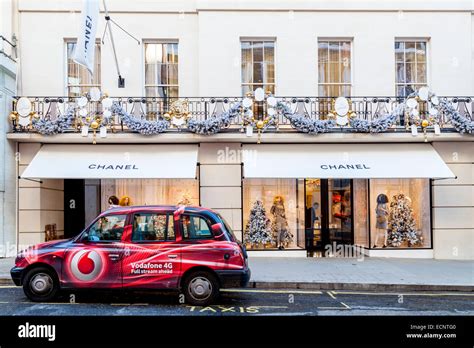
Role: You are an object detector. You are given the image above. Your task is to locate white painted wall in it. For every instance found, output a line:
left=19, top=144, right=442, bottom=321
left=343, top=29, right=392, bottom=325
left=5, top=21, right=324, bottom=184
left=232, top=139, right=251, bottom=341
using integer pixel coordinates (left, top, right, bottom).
left=15, top=0, right=473, bottom=97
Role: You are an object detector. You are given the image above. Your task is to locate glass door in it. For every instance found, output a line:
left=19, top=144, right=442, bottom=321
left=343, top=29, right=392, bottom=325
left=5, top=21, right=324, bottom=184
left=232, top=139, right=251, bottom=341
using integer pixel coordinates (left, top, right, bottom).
left=305, top=179, right=354, bottom=256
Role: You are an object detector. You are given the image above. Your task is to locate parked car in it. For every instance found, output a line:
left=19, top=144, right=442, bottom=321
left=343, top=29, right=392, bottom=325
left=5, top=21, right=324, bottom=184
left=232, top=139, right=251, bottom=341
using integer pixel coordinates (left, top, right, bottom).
left=11, top=205, right=250, bottom=306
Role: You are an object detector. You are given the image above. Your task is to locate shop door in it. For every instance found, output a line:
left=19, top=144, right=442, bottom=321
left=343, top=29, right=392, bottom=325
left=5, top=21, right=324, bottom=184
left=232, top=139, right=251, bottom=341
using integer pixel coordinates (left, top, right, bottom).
left=305, top=179, right=353, bottom=256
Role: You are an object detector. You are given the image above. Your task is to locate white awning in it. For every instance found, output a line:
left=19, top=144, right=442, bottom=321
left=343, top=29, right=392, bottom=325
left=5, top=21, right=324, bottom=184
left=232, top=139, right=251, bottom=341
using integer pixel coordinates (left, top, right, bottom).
left=21, top=144, right=198, bottom=179
left=242, top=143, right=455, bottom=179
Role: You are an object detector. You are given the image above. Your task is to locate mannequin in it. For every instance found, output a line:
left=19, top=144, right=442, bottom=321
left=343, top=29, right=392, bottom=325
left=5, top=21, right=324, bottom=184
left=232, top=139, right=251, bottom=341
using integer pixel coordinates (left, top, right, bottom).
left=119, top=195, right=131, bottom=206
left=270, top=195, right=290, bottom=250
left=374, top=193, right=389, bottom=248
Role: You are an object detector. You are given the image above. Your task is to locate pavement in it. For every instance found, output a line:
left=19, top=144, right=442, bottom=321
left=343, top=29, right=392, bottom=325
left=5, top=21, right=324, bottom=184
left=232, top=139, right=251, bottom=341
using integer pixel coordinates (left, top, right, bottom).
left=1, top=256, right=473, bottom=291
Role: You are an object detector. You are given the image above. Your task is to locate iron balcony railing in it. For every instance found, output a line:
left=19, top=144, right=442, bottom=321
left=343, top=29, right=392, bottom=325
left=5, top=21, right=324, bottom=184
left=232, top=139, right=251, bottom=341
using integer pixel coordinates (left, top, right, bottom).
left=8, top=95, right=474, bottom=134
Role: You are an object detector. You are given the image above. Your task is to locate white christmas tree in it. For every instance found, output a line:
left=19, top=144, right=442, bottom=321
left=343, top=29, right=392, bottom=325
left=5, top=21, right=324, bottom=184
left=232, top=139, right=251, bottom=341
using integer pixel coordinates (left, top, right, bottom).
left=244, top=200, right=274, bottom=247
left=387, top=193, right=421, bottom=247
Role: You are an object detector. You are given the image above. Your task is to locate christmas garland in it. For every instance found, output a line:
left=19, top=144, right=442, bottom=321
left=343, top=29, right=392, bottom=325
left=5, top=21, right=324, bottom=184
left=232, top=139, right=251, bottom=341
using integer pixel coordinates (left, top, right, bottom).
left=349, top=103, right=405, bottom=133
left=31, top=105, right=77, bottom=135
left=110, top=102, right=170, bottom=135
left=187, top=102, right=244, bottom=135
left=276, top=101, right=336, bottom=133
left=439, top=99, right=474, bottom=134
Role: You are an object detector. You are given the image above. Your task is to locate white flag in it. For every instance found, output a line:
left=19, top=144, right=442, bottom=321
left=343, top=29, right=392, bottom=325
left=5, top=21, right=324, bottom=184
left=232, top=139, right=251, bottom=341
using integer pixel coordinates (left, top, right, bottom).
left=73, top=0, right=100, bottom=75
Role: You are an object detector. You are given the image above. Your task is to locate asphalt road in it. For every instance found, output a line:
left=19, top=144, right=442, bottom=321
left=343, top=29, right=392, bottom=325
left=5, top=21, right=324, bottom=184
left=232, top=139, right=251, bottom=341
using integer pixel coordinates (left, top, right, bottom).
left=0, top=285, right=473, bottom=316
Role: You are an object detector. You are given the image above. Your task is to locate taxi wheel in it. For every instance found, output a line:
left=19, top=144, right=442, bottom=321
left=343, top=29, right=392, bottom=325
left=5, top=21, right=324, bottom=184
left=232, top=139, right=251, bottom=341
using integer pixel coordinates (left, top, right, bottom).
left=23, top=266, right=59, bottom=302
left=182, top=271, right=219, bottom=306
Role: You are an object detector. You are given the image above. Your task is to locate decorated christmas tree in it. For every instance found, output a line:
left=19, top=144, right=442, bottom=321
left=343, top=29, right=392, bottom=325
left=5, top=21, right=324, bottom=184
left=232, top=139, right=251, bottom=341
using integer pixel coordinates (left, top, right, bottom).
left=244, top=200, right=274, bottom=247
left=387, top=193, right=421, bottom=247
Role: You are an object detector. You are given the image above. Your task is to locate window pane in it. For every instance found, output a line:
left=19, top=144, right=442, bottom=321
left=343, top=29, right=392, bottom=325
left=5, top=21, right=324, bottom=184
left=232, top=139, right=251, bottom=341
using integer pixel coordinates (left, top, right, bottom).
left=241, top=63, right=252, bottom=84
left=396, top=63, right=406, bottom=83
left=145, top=63, right=156, bottom=85
left=369, top=179, right=431, bottom=248
left=157, top=63, right=168, bottom=85
left=265, top=63, right=275, bottom=84
left=241, top=41, right=252, bottom=64
left=318, top=41, right=328, bottom=63
left=328, top=41, right=339, bottom=62
left=252, top=42, right=264, bottom=62
left=416, top=42, right=426, bottom=63
left=329, top=62, right=340, bottom=83
left=405, top=42, right=416, bottom=63
left=132, top=214, right=174, bottom=242
left=145, top=87, right=157, bottom=98
left=88, top=215, right=127, bottom=242
left=253, top=62, right=263, bottom=83
left=182, top=216, right=212, bottom=240
left=318, top=60, right=327, bottom=84
left=416, top=62, right=426, bottom=83
left=406, top=62, right=415, bottom=83
left=168, top=64, right=178, bottom=85
left=264, top=84, right=275, bottom=94
left=264, top=41, right=274, bottom=63
left=395, top=41, right=404, bottom=63
left=341, top=42, right=351, bottom=83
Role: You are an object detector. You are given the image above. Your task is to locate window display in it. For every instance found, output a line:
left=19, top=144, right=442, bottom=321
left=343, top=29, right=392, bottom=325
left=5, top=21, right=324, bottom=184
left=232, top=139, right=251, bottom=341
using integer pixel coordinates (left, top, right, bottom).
left=243, top=179, right=302, bottom=250
left=353, top=179, right=369, bottom=247
left=100, top=179, right=199, bottom=211
left=369, top=179, right=431, bottom=248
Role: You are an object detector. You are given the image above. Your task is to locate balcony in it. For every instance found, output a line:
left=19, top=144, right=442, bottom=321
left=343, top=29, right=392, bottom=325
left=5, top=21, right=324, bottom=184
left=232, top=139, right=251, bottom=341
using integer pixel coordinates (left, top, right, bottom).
left=7, top=94, right=474, bottom=141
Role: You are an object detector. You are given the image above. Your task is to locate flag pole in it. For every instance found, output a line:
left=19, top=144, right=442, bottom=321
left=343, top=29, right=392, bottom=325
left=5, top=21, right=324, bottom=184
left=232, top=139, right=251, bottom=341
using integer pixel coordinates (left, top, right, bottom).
left=102, top=0, right=124, bottom=87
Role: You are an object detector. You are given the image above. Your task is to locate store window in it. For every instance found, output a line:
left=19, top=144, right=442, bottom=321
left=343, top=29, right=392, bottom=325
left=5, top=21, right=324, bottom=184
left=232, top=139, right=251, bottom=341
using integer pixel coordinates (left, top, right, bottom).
left=100, top=179, right=198, bottom=210
left=66, top=41, right=101, bottom=97
left=318, top=40, right=351, bottom=97
left=395, top=40, right=427, bottom=97
left=243, top=179, right=304, bottom=250
left=144, top=42, right=179, bottom=98
left=369, top=179, right=431, bottom=248
left=241, top=40, right=275, bottom=95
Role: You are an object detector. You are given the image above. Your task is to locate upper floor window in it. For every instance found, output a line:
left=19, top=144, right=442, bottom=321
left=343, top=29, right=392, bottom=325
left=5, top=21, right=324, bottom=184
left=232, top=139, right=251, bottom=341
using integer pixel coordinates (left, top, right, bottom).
left=395, top=40, right=427, bottom=97
left=241, top=40, right=275, bottom=95
left=318, top=40, right=351, bottom=97
left=66, top=41, right=101, bottom=97
left=144, top=42, right=179, bottom=98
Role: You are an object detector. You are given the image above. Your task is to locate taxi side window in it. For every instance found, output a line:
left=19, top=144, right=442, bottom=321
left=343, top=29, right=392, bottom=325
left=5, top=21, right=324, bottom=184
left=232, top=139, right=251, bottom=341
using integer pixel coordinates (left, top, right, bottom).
left=132, top=213, right=175, bottom=242
left=87, top=214, right=127, bottom=242
left=181, top=215, right=213, bottom=240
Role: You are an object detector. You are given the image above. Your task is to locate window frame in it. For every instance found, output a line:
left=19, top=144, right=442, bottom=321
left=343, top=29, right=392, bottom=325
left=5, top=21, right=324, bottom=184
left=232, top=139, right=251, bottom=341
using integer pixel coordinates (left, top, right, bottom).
left=64, top=39, right=102, bottom=97
left=142, top=40, right=179, bottom=99
left=131, top=211, right=176, bottom=243
left=240, top=38, right=276, bottom=95
left=317, top=38, right=353, bottom=97
left=394, top=38, right=429, bottom=97
left=180, top=213, right=214, bottom=241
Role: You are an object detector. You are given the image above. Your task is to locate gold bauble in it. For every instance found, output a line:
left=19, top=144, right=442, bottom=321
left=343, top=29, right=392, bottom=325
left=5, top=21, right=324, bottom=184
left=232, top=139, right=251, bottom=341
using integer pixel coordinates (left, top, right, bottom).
left=85, top=116, right=91, bottom=123
left=90, top=120, right=100, bottom=129
left=9, top=111, right=18, bottom=121
left=31, top=112, right=40, bottom=120
left=163, top=113, right=171, bottom=119
left=421, top=120, right=429, bottom=128
left=256, top=120, right=264, bottom=129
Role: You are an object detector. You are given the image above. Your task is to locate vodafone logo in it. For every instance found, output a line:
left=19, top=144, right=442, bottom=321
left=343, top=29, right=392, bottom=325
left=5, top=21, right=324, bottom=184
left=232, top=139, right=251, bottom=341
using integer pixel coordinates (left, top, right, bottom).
left=70, top=250, right=103, bottom=282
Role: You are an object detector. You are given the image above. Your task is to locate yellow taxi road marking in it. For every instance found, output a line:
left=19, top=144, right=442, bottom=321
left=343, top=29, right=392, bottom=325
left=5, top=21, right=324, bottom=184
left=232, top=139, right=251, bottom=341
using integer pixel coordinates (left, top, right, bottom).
left=332, top=291, right=474, bottom=297
left=0, top=301, right=9, bottom=304
left=340, top=302, right=351, bottom=309
left=19, top=301, right=78, bottom=305
left=0, top=286, right=17, bottom=288
left=221, top=289, right=323, bottom=295
left=111, top=303, right=131, bottom=306
left=327, top=291, right=337, bottom=299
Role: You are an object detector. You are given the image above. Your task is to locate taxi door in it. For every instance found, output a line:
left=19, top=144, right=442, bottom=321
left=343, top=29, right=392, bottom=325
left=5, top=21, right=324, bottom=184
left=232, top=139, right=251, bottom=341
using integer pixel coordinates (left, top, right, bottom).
left=121, top=211, right=181, bottom=289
